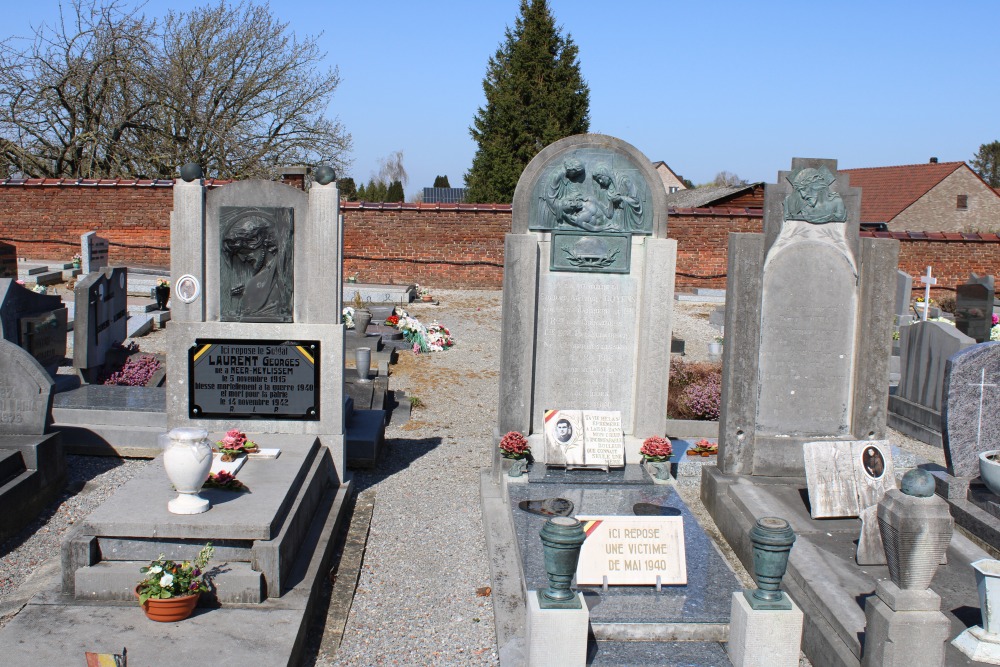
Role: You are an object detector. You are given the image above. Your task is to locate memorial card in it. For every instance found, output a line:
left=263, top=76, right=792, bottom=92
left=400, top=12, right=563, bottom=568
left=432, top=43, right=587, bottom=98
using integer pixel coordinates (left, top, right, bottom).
left=576, top=516, right=687, bottom=586
left=803, top=440, right=894, bottom=518
left=543, top=409, right=624, bottom=467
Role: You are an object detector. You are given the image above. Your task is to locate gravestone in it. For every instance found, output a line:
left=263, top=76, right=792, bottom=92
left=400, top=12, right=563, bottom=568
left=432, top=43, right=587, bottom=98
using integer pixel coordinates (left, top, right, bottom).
left=0, top=241, right=16, bottom=278
left=955, top=273, right=995, bottom=343
left=888, top=321, right=975, bottom=446
left=80, top=231, right=109, bottom=273
left=895, top=270, right=914, bottom=328
left=0, top=278, right=67, bottom=367
left=942, top=342, right=1000, bottom=478
left=717, top=158, right=898, bottom=476
left=498, top=134, right=675, bottom=464
left=73, top=267, right=128, bottom=382
left=0, top=338, right=65, bottom=541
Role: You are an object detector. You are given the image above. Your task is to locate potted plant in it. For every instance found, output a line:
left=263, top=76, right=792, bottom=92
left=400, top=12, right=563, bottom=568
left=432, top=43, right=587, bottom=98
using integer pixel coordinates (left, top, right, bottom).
left=708, top=336, right=723, bottom=356
left=640, top=436, right=674, bottom=484
left=71, top=253, right=82, bottom=269
left=417, top=285, right=433, bottom=302
left=352, top=291, right=372, bottom=334
left=216, top=428, right=260, bottom=462
left=500, top=431, right=532, bottom=478
left=155, top=278, right=170, bottom=310
left=135, top=543, right=214, bottom=622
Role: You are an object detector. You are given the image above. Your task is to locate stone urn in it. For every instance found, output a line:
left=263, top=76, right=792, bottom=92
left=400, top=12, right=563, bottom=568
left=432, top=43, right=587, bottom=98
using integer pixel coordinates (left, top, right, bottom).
left=538, top=516, right=587, bottom=609
left=708, top=342, right=723, bottom=356
left=877, top=470, right=953, bottom=590
left=154, top=283, right=170, bottom=310
left=746, top=516, right=796, bottom=609
left=973, top=559, right=1000, bottom=635
left=980, top=451, right=1000, bottom=496
left=160, top=428, right=213, bottom=515
left=355, top=347, right=371, bottom=381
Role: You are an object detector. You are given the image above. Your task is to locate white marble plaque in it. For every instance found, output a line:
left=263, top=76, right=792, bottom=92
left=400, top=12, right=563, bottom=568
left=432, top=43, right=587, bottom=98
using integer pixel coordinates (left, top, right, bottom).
left=576, top=516, right=686, bottom=586
left=803, top=440, right=894, bottom=518
left=544, top=409, right=623, bottom=467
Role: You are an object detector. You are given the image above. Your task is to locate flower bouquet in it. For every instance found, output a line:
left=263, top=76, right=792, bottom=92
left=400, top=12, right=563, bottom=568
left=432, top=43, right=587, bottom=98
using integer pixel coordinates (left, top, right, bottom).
left=203, top=470, right=250, bottom=493
left=686, top=438, right=719, bottom=456
left=499, top=431, right=532, bottom=460
left=385, top=314, right=400, bottom=327
left=640, top=436, right=673, bottom=463
left=216, top=429, right=259, bottom=461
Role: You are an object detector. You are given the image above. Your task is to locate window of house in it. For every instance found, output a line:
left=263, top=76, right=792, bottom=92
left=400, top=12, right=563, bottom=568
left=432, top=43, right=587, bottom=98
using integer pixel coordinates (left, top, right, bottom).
left=669, top=186, right=679, bottom=193
left=957, top=194, right=968, bottom=210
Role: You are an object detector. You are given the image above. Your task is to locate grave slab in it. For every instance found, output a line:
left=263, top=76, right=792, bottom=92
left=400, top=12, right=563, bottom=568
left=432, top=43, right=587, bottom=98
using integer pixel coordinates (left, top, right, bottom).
left=943, top=342, right=1000, bottom=478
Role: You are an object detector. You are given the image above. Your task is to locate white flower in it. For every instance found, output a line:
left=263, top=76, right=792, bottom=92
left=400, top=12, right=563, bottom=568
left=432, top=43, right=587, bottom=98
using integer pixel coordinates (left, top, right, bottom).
left=149, top=566, right=162, bottom=574
left=992, top=325, right=1000, bottom=342
left=159, top=573, right=174, bottom=588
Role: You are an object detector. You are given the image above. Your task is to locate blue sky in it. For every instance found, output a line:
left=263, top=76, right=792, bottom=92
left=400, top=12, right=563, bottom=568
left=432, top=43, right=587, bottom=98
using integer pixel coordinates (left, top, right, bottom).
left=6, top=1, right=1000, bottom=199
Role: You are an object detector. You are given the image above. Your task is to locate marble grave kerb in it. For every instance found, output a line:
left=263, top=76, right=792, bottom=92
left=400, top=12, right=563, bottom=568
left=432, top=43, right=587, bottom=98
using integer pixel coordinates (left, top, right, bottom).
left=716, top=157, right=898, bottom=476
left=498, top=133, right=675, bottom=467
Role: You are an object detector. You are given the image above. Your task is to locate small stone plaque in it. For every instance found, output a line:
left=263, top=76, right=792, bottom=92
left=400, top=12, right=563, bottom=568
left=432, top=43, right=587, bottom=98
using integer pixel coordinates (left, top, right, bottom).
left=188, top=339, right=320, bottom=420
left=803, top=440, right=895, bottom=518
left=543, top=409, right=624, bottom=468
left=576, top=515, right=686, bottom=586
left=550, top=231, right=631, bottom=274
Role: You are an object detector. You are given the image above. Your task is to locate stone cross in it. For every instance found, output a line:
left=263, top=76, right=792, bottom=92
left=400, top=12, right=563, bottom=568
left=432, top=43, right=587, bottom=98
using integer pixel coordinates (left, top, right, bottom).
left=919, top=266, right=937, bottom=321
left=968, top=368, right=999, bottom=452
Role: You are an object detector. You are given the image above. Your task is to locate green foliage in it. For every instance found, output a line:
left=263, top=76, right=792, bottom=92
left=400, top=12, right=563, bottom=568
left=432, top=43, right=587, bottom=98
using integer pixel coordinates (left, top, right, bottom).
left=358, top=178, right=388, bottom=202
left=337, top=177, right=358, bottom=201
left=386, top=179, right=405, bottom=202
left=433, top=175, right=451, bottom=188
left=464, top=0, right=590, bottom=203
left=972, top=141, right=1000, bottom=188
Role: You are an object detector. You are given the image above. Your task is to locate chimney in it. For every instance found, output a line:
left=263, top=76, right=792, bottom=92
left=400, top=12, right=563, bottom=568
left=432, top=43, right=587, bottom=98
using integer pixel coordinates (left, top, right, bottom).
left=280, top=166, right=310, bottom=190
left=929, top=157, right=938, bottom=164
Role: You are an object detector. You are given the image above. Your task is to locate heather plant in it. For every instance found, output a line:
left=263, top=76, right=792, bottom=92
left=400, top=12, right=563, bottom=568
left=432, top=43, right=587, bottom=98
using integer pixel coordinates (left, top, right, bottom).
left=103, top=355, right=161, bottom=386
left=667, top=358, right=722, bottom=421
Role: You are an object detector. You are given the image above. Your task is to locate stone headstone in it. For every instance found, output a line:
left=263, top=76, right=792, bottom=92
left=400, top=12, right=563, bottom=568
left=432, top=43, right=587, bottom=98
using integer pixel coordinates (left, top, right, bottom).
left=81, top=231, right=109, bottom=274
left=0, top=278, right=66, bottom=366
left=942, top=342, right=1000, bottom=478
left=0, top=241, right=16, bottom=279
left=956, top=273, right=995, bottom=343
left=497, top=134, right=674, bottom=465
left=895, top=270, right=914, bottom=327
left=803, top=440, right=895, bottom=518
left=718, top=158, right=898, bottom=476
left=0, top=338, right=55, bottom=436
left=888, top=321, right=975, bottom=446
left=73, top=267, right=128, bottom=380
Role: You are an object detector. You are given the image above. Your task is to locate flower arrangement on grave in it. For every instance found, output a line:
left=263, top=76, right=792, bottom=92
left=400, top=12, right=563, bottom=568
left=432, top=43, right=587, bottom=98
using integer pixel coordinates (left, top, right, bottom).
left=203, top=470, right=250, bottom=493
left=342, top=307, right=355, bottom=328
left=392, top=309, right=455, bottom=353
left=72, top=253, right=82, bottom=267
left=640, top=436, right=673, bottom=463
left=216, top=429, right=259, bottom=461
left=103, top=354, right=162, bottom=387
left=136, top=543, right=214, bottom=606
left=686, top=439, right=719, bottom=456
left=415, top=284, right=429, bottom=298
left=157, top=278, right=170, bottom=288
left=499, top=431, right=531, bottom=460
left=385, top=314, right=400, bottom=327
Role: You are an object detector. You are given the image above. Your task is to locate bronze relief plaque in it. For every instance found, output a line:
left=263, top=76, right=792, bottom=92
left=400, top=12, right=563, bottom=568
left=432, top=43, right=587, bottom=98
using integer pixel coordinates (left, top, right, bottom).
left=220, top=206, right=294, bottom=322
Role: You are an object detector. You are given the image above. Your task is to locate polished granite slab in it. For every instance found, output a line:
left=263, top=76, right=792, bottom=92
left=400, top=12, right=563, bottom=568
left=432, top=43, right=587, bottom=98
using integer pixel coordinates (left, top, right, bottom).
left=508, top=481, right=742, bottom=626
left=53, top=385, right=165, bottom=412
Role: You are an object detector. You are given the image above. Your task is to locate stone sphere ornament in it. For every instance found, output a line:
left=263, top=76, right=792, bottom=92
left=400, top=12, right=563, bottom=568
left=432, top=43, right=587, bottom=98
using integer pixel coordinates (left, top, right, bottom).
left=314, top=165, right=336, bottom=185
left=179, top=163, right=203, bottom=182
left=900, top=468, right=935, bottom=497
left=160, top=428, right=213, bottom=514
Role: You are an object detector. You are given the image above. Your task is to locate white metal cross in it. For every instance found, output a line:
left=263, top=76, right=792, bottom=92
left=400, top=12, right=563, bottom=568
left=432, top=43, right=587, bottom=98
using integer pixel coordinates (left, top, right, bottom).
left=919, top=266, right=937, bottom=321
left=968, top=368, right=999, bottom=449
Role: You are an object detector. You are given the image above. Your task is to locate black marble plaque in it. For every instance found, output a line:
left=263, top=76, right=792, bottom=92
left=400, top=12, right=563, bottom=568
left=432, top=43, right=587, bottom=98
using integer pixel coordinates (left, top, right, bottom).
left=188, top=339, right=320, bottom=420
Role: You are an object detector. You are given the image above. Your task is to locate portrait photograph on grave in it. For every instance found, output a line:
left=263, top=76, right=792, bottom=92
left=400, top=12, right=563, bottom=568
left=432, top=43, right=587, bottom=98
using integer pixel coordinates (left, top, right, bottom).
left=544, top=409, right=584, bottom=466
left=542, top=409, right=624, bottom=468
left=219, top=206, right=294, bottom=323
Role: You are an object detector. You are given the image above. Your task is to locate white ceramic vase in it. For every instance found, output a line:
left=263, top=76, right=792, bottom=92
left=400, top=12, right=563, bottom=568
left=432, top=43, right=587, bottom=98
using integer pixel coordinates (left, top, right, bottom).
left=974, top=559, right=1000, bottom=636
left=160, top=427, right=213, bottom=514
left=980, top=451, right=1000, bottom=496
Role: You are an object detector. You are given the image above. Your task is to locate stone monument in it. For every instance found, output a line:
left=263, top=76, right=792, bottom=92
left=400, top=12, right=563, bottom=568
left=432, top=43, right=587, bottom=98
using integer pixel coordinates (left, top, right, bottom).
left=955, top=273, right=995, bottom=343
left=73, top=267, right=128, bottom=382
left=0, top=278, right=67, bottom=368
left=80, top=231, right=109, bottom=274
left=0, top=241, right=16, bottom=278
left=497, top=134, right=675, bottom=465
left=943, top=341, right=1000, bottom=478
left=717, top=158, right=898, bottom=476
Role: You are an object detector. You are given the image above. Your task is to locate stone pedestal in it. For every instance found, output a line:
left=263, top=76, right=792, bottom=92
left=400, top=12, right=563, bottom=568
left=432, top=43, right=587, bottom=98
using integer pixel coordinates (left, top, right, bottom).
left=861, top=581, right=950, bottom=667
left=526, top=591, right=588, bottom=667
left=727, top=591, right=803, bottom=667
left=953, top=625, right=1000, bottom=664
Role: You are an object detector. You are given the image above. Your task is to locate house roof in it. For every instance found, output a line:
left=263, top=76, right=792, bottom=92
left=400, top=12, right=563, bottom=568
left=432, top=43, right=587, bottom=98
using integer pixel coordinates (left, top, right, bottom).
left=839, top=161, right=966, bottom=223
left=664, top=183, right=761, bottom=209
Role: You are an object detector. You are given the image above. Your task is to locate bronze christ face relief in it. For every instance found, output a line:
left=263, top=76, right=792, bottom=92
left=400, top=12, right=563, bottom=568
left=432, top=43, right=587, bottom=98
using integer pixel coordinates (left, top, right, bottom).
left=219, top=207, right=294, bottom=322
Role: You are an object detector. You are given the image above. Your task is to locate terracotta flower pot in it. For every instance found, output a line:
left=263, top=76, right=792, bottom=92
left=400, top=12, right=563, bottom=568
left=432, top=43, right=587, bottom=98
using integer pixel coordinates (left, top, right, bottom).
left=422, top=295, right=433, bottom=302
left=135, top=587, right=200, bottom=622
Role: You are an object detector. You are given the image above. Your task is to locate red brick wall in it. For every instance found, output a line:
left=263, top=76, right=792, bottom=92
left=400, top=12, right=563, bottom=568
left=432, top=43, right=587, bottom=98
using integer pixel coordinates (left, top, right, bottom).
left=2, top=182, right=999, bottom=296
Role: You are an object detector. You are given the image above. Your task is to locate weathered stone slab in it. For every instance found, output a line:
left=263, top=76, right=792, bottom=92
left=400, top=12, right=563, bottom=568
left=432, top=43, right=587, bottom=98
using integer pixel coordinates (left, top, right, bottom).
left=943, top=342, right=1000, bottom=478
left=0, top=338, right=54, bottom=436
left=895, top=269, right=912, bottom=322
left=803, top=440, right=894, bottom=518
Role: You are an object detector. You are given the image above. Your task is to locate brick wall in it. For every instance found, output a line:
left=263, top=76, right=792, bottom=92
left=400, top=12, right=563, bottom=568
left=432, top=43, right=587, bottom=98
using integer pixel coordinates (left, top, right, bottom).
left=1, top=181, right=999, bottom=296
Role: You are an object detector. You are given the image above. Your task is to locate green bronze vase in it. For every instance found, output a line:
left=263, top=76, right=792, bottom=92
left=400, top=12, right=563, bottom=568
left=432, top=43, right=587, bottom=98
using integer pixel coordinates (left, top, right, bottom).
left=745, top=516, right=796, bottom=610
left=538, top=516, right=586, bottom=609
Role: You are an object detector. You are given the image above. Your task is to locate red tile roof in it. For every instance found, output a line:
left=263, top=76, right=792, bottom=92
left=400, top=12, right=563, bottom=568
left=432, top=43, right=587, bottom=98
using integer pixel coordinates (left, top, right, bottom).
left=839, top=162, right=965, bottom=223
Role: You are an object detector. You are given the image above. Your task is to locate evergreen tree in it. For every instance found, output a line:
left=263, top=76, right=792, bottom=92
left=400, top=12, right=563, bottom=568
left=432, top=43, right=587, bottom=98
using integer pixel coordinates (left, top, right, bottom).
left=337, top=177, right=358, bottom=201
left=386, top=179, right=405, bottom=202
left=361, top=178, right=388, bottom=202
left=464, top=0, right=589, bottom=203
left=972, top=141, right=1000, bottom=188
left=433, top=175, right=451, bottom=188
